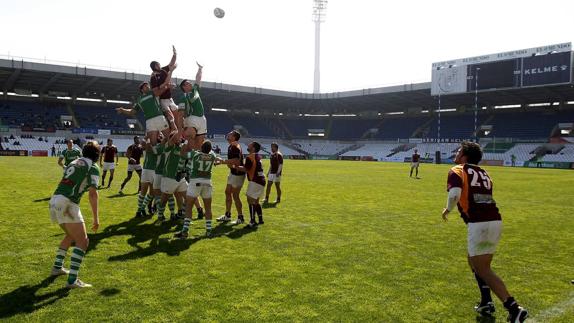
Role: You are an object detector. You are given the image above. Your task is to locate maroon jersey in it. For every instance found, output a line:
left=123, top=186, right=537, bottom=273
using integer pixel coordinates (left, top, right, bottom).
left=127, top=144, right=144, bottom=164
left=447, top=164, right=501, bottom=224
left=228, top=142, right=245, bottom=176
left=412, top=153, right=420, bottom=163
left=269, top=152, right=284, bottom=174
left=150, top=66, right=171, bottom=100
left=245, top=153, right=266, bottom=186
left=101, top=145, right=118, bottom=163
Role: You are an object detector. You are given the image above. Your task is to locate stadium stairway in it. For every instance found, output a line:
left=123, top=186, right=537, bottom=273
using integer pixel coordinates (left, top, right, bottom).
left=260, top=116, right=290, bottom=139
left=337, top=143, right=364, bottom=157
left=386, top=143, right=416, bottom=157
left=277, top=119, right=294, bottom=140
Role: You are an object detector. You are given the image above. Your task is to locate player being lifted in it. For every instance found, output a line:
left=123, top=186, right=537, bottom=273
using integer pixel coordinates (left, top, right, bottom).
left=263, top=142, right=283, bottom=204
left=177, top=62, right=206, bottom=149
left=232, top=141, right=265, bottom=228
left=100, top=138, right=118, bottom=189
left=174, top=140, right=223, bottom=239
left=58, top=139, right=82, bottom=169
left=217, top=130, right=246, bottom=224
left=150, top=46, right=182, bottom=131
left=48, top=141, right=100, bottom=288
left=441, top=141, right=528, bottom=322
left=410, top=148, right=420, bottom=178
left=116, top=77, right=177, bottom=145
left=119, top=136, right=144, bottom=194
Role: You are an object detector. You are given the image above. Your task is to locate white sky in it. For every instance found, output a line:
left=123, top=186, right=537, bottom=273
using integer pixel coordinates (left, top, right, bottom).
left=1, top=0, right=573, bottom=93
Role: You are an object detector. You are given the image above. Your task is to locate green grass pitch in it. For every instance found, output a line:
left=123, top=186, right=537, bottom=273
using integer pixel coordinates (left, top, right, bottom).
left=0, top=157, right=573, bottom=322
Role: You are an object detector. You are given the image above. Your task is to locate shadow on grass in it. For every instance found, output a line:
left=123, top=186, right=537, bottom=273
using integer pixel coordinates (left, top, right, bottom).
left=33, top=197, right=51, bottom=203
left=87, top=214, right=259, bottom=262
left=106, top=192, right=139, bottom=199
left=99, top=288, right=121, bottom=297
left=262, top=202, right=278, bottom=209
left=475, top=315, right=496, bottom=323
left=0, top=276, right=69, bottom=319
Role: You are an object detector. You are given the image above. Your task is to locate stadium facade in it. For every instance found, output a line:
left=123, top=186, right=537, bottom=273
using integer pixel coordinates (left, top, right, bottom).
left=1, top=49, right=574, bottom=169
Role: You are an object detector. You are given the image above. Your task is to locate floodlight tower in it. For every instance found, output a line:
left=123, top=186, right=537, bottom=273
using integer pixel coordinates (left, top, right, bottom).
left=312, top=0, right=327, bottom=94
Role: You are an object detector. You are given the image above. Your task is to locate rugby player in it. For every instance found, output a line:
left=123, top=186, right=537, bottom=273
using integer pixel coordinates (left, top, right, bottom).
left=150, top=46, right=182, bottom=131
left=174, top=140, right=222, bottom=239
left=263, top=142, right=283, bottom=204
left=136, top=136, right=159, bottom=217
left=116, top=77, right=177, bottom=145
left=442, top=141, right=528, bottom=322
left=57, top=139, right=82, bottom=169
left=156, top=132, right=187, bottom=222
left=410, top=148, right=420, bottom=178
left=119, top=136, right=144, bottom=194
left=217, top=130, right=246, bottom=224
left=232, top=141, right=265, bottom=228
left=177, top=62, right=206, bottom=149
left=99, top=138, right=118, bottom=189
left=49, top=141, right=100, bottom=288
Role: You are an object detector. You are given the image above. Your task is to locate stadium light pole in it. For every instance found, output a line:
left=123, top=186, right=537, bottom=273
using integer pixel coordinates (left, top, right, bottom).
left=474, top=67, right=480, bottom=142
left=312, top=0, right=327, bottom=94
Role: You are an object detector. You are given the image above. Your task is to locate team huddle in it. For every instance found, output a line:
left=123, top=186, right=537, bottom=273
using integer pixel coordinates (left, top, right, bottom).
left=46, top=47, right=527, bottom=322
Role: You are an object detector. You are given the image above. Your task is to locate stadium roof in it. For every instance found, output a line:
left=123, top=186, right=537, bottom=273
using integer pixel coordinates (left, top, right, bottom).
left=1, top=58, right=574, bottom=115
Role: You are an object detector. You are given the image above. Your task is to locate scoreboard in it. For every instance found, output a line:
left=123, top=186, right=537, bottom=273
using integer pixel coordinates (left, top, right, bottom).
left=431, top=43, right=572, bottom=96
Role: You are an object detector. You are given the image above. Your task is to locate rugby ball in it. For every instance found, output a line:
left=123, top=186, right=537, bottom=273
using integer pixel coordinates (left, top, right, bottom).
left=214, top=7, right=225, bottom=18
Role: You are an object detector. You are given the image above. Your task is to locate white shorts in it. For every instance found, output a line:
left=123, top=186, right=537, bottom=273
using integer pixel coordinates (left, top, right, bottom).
left=184, top=115, right=208, bottom=135
left=246, top=182, right=264, bottom=199
left=161, top=177, right=188, bottom=194
left=103, top=162, right=115, bottom=171
left=160, top=98, right=179, bottom=112
left=267, top=173, right=281, bottom=183
left=411, top=162, right=420, bottom=168
left=468, top=221, right=502, bottom=257
left=227, top=174, right=246, bottom=189
left=49, top=195, right=84, bottom=224
left=153, top=174, right=163, bottom=190
left=187, top=179, right=213, bottom=199
left=146, top=115, right=169, bottom=132
left=128, top=164, right=143, bottom=172
left=141, top=169, right=155, bottom=184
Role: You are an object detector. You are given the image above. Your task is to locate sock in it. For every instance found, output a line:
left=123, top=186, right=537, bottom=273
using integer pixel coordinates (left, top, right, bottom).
left=137, top=193, right=145, bottom=211
left=141, top=194, right=153, bottom=211
left=249, top=204, right=255, bottom=223
left=206, top=219, right=212, bottom=231
left=180, top=202, right=186, bottom=214
left=225, top=211, right=231, bottom=217
left=182, top=218, right=191, bottom=233
left=158, top=202, right=166, bottom=217
left=53, top=248, right=67, bottom=270
left=168, top=196, right=175, bottom=214
left=474, top=272, right=492, bottom=304
left=503, top=297, right=519, bottom=314
left=67, top=247, right=85, bottom=284
left=255, top=204, right=262, bottom=216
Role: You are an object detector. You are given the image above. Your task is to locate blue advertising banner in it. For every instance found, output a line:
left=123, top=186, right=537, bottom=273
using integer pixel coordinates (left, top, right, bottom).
left=521, top=51, right=571, bottom=87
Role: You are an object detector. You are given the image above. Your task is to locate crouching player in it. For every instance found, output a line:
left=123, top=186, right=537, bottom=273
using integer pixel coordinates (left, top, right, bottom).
left=233, top=141, right=265, bottom=228
left=48, top=141, right=100, bottom=288
left=441, top=141, right=528, bottom=322
left=174, top=140, right=221, bottom=239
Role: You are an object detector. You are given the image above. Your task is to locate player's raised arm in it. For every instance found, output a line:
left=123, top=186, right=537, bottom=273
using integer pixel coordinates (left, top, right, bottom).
left=195, top=62, right=203, bottom=87
left=88, top=187, right=99, bottom=232
left=168, top=45, right=177, bottom=69
left=57, top=155, right=64, bottom=168
left=116, top=107, right=137, bottom=116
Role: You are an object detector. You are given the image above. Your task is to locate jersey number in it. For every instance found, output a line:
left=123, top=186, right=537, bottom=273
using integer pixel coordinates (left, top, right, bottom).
left=64, top=166, right=76, bottom=178
left=467, top=168, right=492, bottom=190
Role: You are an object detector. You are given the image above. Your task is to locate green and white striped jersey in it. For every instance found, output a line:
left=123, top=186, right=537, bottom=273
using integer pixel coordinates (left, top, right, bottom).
left=54, top=158, right=100, bottom=204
